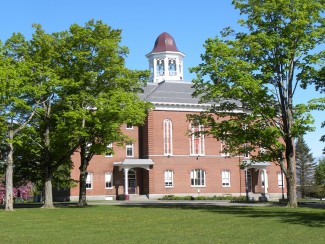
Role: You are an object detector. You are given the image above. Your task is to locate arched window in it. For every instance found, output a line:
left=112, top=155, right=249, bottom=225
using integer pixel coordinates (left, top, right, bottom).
left=168, top=58, right=176, bottom=76
left=156, top=59, right=164, bottom=76
left=190, top=123, right=205, bottom=155
left=191, top=169, right=206, bottom=187
left=163, top=119, right=173, bottom=155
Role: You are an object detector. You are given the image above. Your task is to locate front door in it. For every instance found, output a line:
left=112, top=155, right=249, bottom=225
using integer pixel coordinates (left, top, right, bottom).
left=128, top=170, right=137, bottom=194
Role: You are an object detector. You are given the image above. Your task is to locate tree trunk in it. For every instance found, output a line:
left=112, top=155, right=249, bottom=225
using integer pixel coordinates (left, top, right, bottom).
left=78, top=169, right=88, bottom=206
left=5, top=140, right=14, bottom=211
left=42, top=166, right=55, bottom=209
left=42, top=103, right=54, bottom=209
left=78, top=144, right=88, bottom=206
left=286, top=141, right=298, bottom=208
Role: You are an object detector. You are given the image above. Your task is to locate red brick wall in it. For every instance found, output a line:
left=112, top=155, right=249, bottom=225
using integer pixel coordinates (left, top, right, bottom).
left=68, top=109, right=285, bottom=200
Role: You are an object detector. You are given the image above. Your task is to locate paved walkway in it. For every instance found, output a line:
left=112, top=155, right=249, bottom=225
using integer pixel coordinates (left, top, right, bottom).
left=85, top=199, right=325, bottom=208
left=87, top=200, right=275, bottom=207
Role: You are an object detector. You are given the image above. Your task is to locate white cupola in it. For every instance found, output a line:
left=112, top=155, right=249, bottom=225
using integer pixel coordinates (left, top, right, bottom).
left=146, top=32, right=185, bottom=83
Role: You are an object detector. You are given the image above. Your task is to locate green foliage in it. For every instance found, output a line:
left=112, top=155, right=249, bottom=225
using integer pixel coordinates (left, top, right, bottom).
left=190, top=0, right=324, bottom=207
left=0, top=20, right=152, bottom=207
left=158, top=195, right=248, bottom=201
left=315, top=158, right=325, bottom=186
left=295, top=136, right=316, bottom=198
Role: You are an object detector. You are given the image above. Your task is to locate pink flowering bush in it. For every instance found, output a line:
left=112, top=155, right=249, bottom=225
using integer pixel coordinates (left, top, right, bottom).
left=0, top=181, right=34, bottom=204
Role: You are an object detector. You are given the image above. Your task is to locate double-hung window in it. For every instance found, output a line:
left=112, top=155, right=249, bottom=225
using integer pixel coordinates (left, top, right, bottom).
left=164, top=170, right=173, bottom=187
left=105, top=172, right=113, bottom=189
left=86, top=173, right=93, bottom=189
left=222, top=170, right=231, bottom=187
left=191, top=169, right=206, bottom=187
left=105, top=143, right=113, bottom=157
left=126, top=143, right=134, bottom=157
left=278, top=172, right=284, bottom=188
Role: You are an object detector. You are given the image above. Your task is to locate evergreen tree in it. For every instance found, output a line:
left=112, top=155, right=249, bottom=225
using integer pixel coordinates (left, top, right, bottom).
left=315, top=158, right=325, bottom=186
left=295, top=137, right=316, bottom=198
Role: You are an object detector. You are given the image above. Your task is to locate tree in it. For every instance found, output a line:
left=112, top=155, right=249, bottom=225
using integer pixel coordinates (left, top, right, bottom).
left=190, top=0, right=324, bottom=207
left=0, top=34, right=39, bottom=211
left=315, top=158, right=325, bottom=186
left=313, top=158, right=325, bottom=199
left=295, top=136, right=316, bottom=198
left=56, top=20, right=151, bottom=206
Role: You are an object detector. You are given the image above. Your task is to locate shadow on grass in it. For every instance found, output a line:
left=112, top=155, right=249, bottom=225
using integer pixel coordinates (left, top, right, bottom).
left=0, top=202, right=96, bottom=209
left=117, top=203, right=325, bottom=228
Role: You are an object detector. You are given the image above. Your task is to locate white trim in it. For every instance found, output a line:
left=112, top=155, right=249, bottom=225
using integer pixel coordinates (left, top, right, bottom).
left=190, top=169, right=206, bottom=187
left=126, top=143, right=134, bottom=157
left=126, top=124, right=133, bottom=130
left=86, top=173, right=93, bottom=190
left=164, top=170, right=174, bottom=188
left=222, top=170, right=231, bottom=187
left=163, top=119, right=173, bottom=156
left=105, top=143, right=113, bottom=158
left=105, top=172, right=113, bottom=189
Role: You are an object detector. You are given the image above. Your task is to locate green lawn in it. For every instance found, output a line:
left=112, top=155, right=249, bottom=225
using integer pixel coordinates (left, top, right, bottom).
left=0, top=204, right=324, bottom=243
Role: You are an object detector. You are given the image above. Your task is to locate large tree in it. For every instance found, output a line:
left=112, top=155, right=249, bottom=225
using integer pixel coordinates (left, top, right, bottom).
left=190, top=0, right=324, bottom=207
left=56, top=20, right=151, bottom=206
left=295, top=136, right=316, bottom=198
left=0, top=34, right=39, bottom=211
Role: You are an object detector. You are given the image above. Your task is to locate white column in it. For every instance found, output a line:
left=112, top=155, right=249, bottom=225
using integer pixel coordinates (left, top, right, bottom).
left=124, top=168, right=129, bottom=196
left=263, top=169, right=268, bottom=194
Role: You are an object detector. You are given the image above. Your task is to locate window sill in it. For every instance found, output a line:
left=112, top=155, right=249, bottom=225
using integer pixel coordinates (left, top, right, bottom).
left=191, top=186, right=206, bottom=188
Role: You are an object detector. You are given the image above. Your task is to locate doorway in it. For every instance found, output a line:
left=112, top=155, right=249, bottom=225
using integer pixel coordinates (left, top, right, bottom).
left=246, top=170, right=253, bottom=193
left=128, top=169, right=137, bottom=194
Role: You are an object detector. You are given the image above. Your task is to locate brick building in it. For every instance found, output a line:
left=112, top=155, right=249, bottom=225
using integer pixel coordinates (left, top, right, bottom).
left=67, top=32, right=286, bottom=201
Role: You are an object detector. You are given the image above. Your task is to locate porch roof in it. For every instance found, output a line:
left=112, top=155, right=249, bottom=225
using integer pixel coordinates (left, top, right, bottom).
left=114, top=159, right=154, bottom=170
left=241, top=159, right=271, bottom=169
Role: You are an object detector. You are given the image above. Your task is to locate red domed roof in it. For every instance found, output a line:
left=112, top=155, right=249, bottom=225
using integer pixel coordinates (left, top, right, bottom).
left=149, top=32, right=180, bottom=53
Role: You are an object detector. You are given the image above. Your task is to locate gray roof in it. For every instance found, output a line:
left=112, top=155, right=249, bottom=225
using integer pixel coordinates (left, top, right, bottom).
left=139, top=80, right=201, bottom=104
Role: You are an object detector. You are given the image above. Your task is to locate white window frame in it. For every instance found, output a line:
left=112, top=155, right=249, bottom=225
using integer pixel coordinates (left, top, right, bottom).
left=126, top=143, right=134, bottom=157
left=126, top=123, right=133, bottom=130
left=191, top=169, right=206, bottom=187
left=163, top=119, right=173, bottom=156
left=190, top=123, right=205, bottom=156
left=105, top=143, right=113, bottom=157
left=278, top=172, right=285, bottom=188
left=105, top=172, right=113, bottom=189
left=164, top=170, right=174, bottom=188
left=86, top=173, right=93, bottom=189
left=222, top=170, right=231, bottom=187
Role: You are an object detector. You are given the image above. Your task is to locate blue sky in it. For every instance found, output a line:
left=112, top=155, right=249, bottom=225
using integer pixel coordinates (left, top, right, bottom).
left=1, top=0, right=324, bottom=157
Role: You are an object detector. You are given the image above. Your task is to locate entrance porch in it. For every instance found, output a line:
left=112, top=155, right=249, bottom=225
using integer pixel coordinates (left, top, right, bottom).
left=114, top=159, right=154, bottom=200
left=242, top=160, right=270, bottom=201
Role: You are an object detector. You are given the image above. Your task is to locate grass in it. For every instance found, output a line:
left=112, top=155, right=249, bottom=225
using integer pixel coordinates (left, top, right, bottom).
left=0, top=204, right=325, bottom=243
